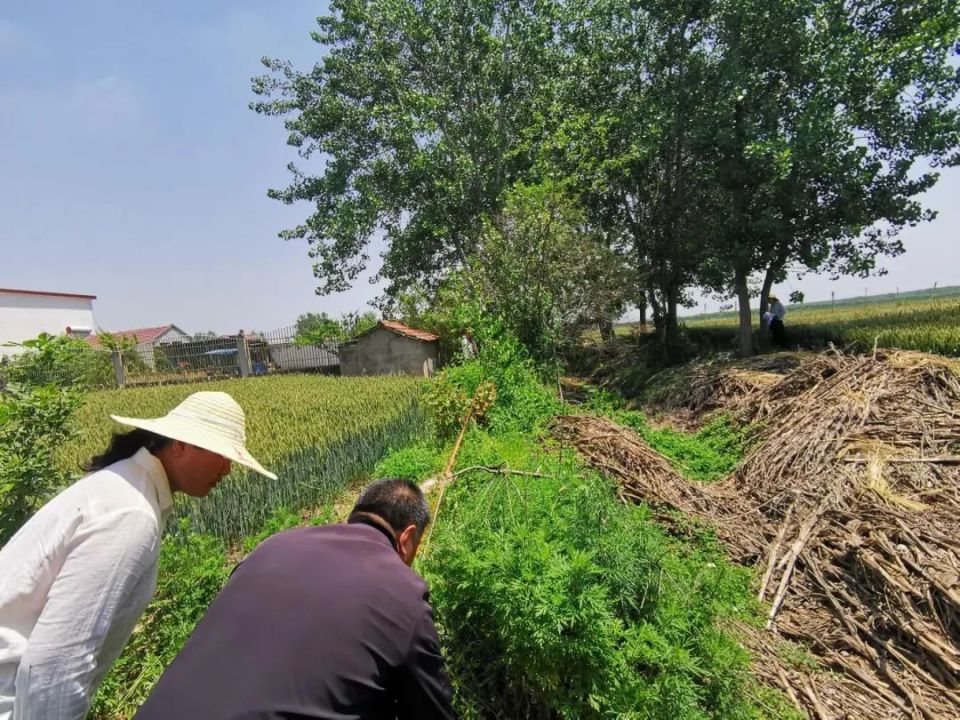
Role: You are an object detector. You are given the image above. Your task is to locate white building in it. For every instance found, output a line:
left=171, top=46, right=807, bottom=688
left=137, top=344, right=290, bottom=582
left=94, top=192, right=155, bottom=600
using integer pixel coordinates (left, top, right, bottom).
left=0, top=287, right=97, bottom=356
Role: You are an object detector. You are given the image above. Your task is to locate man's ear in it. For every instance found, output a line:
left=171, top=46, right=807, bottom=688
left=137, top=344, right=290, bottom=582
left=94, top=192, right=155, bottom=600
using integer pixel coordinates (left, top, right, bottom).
left=397, top=524, right=422, bottom=566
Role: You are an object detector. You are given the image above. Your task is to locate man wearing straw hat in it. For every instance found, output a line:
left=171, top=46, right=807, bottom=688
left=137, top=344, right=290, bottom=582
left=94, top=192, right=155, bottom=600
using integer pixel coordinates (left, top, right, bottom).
left=0, top=391, right=275, bottom=720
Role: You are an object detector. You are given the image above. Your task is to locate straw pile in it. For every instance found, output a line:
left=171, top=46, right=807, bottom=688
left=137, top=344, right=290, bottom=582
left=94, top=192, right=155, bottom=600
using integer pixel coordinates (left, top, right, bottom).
left=553, top=350, right=960, bottom=719
left=645, top=353, right=808, bottom=424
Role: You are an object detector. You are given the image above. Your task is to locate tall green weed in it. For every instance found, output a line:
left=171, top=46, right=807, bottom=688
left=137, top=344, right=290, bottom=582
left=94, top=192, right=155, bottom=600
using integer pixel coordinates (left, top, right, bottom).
left=418, top=431, right=781, bottom=719
left=426, top=316, right=561, bottom=438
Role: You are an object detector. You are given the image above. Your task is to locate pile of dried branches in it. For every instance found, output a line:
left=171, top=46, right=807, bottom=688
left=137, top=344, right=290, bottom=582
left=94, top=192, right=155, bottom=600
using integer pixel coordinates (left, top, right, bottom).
left=646, top=352, right=809, bottom=420
left=553, top=350, right=960, bottom=719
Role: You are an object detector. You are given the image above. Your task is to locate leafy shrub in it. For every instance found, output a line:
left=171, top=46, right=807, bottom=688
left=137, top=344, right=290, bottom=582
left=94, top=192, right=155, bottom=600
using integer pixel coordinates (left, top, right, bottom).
left=0, top=382, right=81, bottom=544
left=1, top=333, right=114, bottom=389
left=425, top=365, right=480, bottom=438
left=421, top=431, right=771, bottom=719
left=427, top=316, right=561, bottom=438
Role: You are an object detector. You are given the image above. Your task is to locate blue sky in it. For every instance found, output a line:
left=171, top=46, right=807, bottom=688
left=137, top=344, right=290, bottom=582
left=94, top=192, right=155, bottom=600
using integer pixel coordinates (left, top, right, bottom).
left=2, top=2, right=958, bottom=333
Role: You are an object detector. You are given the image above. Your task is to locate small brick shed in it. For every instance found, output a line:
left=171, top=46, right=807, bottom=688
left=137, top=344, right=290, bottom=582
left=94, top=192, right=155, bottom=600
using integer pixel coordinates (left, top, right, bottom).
left=339, top=320, right=439, bottom=377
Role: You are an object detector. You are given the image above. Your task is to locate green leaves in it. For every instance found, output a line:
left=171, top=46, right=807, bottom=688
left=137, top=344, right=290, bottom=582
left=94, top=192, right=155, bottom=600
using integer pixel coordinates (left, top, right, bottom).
left=0, top=381, right=81, bottom=544
left=421, top=430, right=765, bottom=719
left=1, top=332, right=115, bottom=389
left=253, top=0, right=563, bottom=299
left=293, top=310, right=378, bottom=345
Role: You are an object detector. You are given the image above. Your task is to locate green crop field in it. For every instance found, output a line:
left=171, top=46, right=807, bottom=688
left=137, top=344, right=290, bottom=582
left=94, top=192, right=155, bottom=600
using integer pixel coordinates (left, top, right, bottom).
left=59, top=374, right=428, bottom=540
left=627, top=286, right=960, bottom=356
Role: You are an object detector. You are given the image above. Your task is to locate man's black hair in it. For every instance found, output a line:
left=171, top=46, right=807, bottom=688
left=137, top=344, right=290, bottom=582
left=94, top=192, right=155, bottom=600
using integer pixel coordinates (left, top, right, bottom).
left=350, top=478, right=430, bottom=537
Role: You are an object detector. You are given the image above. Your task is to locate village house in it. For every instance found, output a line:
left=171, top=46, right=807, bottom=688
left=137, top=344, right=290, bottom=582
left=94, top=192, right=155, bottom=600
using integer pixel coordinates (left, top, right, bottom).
left=339, top=320, right=439, bottom=377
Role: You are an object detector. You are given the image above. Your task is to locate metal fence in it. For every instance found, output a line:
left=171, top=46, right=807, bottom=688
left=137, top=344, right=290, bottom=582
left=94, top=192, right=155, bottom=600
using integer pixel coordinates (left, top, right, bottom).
left=119, top=326, right=340, bottom=388
left=1, top=326, right=341, bottom=391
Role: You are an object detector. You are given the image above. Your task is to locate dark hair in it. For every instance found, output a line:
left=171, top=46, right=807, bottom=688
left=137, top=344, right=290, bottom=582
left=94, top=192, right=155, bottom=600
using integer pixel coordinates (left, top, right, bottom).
left=84, top=429, right=172, bottom=472
left=350, top=478, right=430, bottom=537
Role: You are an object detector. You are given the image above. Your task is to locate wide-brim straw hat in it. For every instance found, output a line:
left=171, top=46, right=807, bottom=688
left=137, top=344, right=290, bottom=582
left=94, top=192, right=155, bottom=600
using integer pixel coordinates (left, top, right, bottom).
left=111, top=391, right=277, bottom=480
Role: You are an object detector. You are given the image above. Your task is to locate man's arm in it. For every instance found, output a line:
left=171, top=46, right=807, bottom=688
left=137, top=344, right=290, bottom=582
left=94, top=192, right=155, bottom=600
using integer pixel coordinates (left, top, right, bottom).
left=14, top=510, right=158, bottom=720
left=396, top=605, right=459, bottom=720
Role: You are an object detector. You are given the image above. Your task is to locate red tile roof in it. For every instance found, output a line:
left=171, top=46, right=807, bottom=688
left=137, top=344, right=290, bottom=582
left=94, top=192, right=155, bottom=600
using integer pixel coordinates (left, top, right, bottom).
left=88, top=325, right=174, bottom=347
left=0, top=287, right=97, bottom=300
left=377, top=320, right=439, bottom=342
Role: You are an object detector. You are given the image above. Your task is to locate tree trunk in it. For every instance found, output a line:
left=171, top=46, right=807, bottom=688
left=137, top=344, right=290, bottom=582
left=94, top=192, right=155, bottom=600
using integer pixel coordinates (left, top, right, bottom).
left=638, top=300, right=648, bottom=333
left=735, top=268, right=754, bottom=358
left=665, top=285, right=681, bottom=362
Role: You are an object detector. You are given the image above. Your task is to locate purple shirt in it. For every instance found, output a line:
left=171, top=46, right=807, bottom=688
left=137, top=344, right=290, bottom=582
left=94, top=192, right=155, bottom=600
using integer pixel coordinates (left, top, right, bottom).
left=135, top=522, right=457, bottom=720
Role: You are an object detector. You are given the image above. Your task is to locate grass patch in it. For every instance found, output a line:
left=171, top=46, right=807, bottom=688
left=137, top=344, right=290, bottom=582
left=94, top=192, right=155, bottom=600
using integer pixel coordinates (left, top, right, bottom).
left=619, top=412, right=748, bottom=483
left=373, top=436, right=446, bottom=480
left=580, top=384, right=749, bottom=483
left=776, top=640, right=821, bottom=673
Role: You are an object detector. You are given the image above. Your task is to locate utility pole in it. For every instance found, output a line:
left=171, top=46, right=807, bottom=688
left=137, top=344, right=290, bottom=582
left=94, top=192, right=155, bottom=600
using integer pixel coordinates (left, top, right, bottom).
left=831, top=291, right=835, bottom=311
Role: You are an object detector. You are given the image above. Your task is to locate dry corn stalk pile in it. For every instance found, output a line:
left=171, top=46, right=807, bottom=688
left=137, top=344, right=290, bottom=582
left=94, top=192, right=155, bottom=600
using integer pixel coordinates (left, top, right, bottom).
left=553, top=350, right=960, bottom=719
left=646, top=353, right=807, bottom=419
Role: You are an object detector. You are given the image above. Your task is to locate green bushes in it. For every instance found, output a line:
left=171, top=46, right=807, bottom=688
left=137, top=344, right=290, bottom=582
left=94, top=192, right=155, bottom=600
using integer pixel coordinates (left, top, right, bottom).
left=426, top=318, right=561, bottom=439
left=373, top=437, right=446, bottom=479
left=392, top=325, right=782, bottom=718
left=0, top=333, right=115, bottom=389
left=414, top=431, right=778, bottom=719
left=0, top=382, right=82, bottom=544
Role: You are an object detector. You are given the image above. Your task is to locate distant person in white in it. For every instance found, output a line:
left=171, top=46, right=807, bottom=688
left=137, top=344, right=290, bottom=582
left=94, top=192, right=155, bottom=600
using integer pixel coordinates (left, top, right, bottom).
left=460, top=330, right=478, bottom=360
left=763, top=294, right=788, bottom=348
left=0, top=391, right=276, bottom=720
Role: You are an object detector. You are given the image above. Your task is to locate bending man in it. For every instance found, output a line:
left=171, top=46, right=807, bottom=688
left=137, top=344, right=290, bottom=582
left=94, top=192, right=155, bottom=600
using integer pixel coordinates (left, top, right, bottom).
left=135, top=477, right=457, bottom=719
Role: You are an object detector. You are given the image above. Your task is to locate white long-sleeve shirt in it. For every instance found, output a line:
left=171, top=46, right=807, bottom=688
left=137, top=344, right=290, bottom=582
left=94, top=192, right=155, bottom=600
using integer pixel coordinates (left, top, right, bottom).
left=770, top=301, right=786, bottom=321
left=0, top=448, right=172, bottom=720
